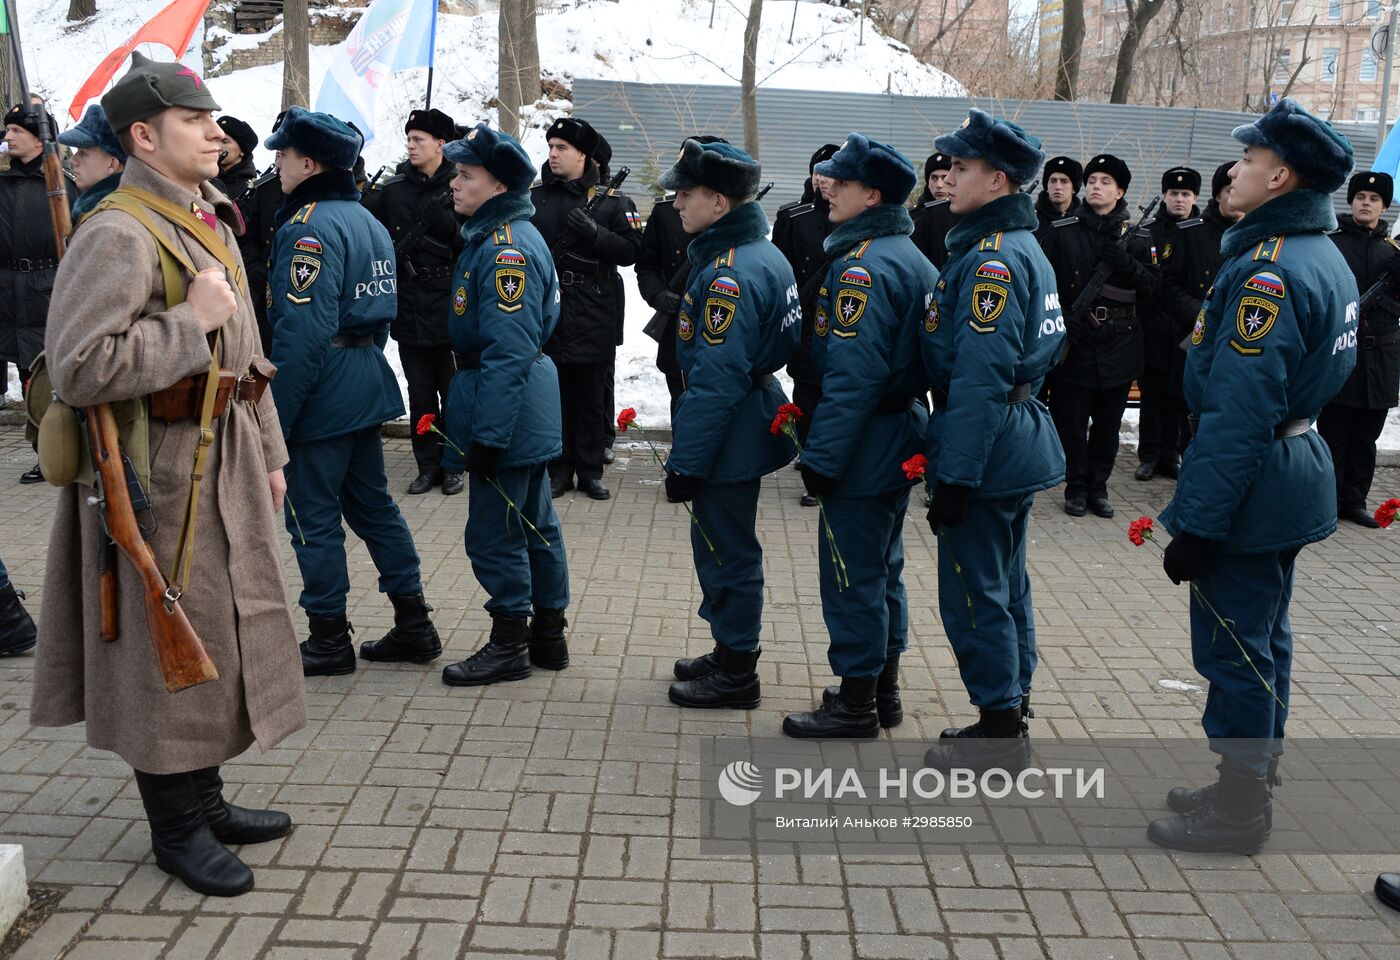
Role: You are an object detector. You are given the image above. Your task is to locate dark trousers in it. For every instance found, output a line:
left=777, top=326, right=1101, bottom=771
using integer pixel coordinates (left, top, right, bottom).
left=1051, top=378, right=1132, bottom=500
left=466, top=463, right=569, bottom=617
left=792, top=379, right=822, bottom=445
left=603, top=357, right=616, bottom=448
left=552, top=360, right=608, bottom=485
left=400, top=343, right=457, bottom=475
left=1137, top=365, right=1186, bottom=467
left=666, top=370, right=686, bottom=418
left=1318, top=403, right=1390, bottom=511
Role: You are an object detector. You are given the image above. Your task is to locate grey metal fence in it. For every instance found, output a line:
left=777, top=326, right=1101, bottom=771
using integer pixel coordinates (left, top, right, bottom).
left=573, top=79, right=1380, bottom=217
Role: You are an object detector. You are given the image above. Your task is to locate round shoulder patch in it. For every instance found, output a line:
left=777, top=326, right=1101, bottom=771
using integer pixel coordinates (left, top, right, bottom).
left=974, top=259, right=1011, bottom=282
left=496, top=248, right=527, bottom=266
left=839, top=266, right=872, bottom=288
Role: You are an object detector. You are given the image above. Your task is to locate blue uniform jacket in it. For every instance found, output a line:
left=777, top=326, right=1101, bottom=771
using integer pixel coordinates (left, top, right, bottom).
left=922, top=192, right=1066, bottom=498
left=268, top=170, right=403, bottom=445
left=442, top=190, right=563, bottom=468
left=1161, top=188, right=1358, bottom=553
left=803, top=204, right=932, bottom=497
left=667, top=201, right=801, bottom=483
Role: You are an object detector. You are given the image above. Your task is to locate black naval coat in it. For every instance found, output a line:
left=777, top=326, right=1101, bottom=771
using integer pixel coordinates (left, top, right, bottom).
left=635, top=195, right=690, bottom=377
left=910, top=196, right=960, bottom=270
left=771, top=179, right=835, bottom=384
left=1329, top=214, right=1400, bottom=410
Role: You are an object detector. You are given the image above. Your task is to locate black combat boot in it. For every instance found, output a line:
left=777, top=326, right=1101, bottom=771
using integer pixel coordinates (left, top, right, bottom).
left=1376, top=873, right=1400, bottom=913
left=359, top=594, right=443, bottom=664
left=300, top=613, right=356, bottom=677
left=1147, top=763, right=1271, bottom=854
left=822, top=654, right=903, bottom=727
left=674, top=643, right=721, bottom=681
left=668, top=644, right=761, bottom=709
left=785, top=676, right=880, bottom=739
left=923, top=706, right=1031, bottom=773
left=1166, top=758, right=1279, bottom=836
left=0, top=580, right=37, bottom=656
left=191, top=767, right=292, bottom=845
left=528, top=608, right=569, bottom=670
left=133, top=769, right=253, bottom=897
left=442, top=614, right=532, bottom=686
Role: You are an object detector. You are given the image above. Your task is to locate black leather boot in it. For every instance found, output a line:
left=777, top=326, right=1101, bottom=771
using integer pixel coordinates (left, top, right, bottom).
left=1167, top=758, right=1279, bottom=835
left=1376, top=873, right=1400, bottom=913
left=528, top=608, right=569, bottom=670
left=674, top=644, right=721, bottom=681
left=1148, top=763, right=1271, bottom=854
left=785, top=677, right=880, bottom=739
left=300, top=613, right=356, bottom=677
left=359, top=594, right=443, bottom=664
left=442, top=614, right=532, bottom=686
left=668, top=644, right=761, bottom=709
left=822, top=654, right=903, bottom=727
left=923, top=706, right=1031, bottom=773
left=0, top=580, right=37, bottom=656
left=191, top=767, right=292, bottom=845
left=133, top=769, right=253, bottom=897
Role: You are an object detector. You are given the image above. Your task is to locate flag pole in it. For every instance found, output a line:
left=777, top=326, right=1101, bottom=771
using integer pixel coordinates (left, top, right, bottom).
left=424, top=0, right=438, bottom=108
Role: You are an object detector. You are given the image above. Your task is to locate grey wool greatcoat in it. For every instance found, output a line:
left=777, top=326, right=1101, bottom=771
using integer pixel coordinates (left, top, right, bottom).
left=29, top=158, right=308, bottom=775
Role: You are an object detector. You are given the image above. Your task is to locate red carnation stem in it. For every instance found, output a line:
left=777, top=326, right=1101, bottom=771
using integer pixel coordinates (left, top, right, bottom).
left=423, top=421, right=549, bottom=545
left=622, top=411, right=721, bottom=564
left=776, top=417, right=849, bottom=590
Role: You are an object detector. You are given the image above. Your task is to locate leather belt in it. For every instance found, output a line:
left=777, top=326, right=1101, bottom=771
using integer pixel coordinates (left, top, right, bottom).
left=149, top=367, right=271, bottom=423
left=331, top=333, right=375, bottom=348
left=931, top=383, right=1034, bottom=410
left=405, top=263, right=454, bottom=281
left=454, top=350, right=543, bottom=370
left=1187, top=415, right=1312, bottom=440
left=3, top=257, right=58, bottom=272
left=1363, top=327, right=1400, bottom=348
left=558, top=269, right=602, bottom=286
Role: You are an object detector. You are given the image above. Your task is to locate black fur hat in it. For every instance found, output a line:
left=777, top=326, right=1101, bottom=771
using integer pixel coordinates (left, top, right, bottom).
left=1085, top=153, right=1132, bottom=191
left=1042, top=156, right=1083, bottom=193
left=545, top=116, right=600, bottom=158
left=1210, top=161, right=1233, bottom=200
left=1349, top=170, right=1394, bottom=209
left=658, top=138, right=761, bottom=198
left=1160, top=165, right=1201, bottom=194
left=405, top=108, right=456, bottom=142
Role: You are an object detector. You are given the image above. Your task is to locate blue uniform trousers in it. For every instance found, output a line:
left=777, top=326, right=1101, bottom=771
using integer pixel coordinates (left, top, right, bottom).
left=819, top=490, right=911, bottom=678
left=938, top=493, right=1037, bottom=711
left=691, top=480, right=764, bottom=652
left=466, top=463, right=569, bottom=618
left=1191, top=548, right=1298, bottom=776
left=284, top=427, right=422, bottom=616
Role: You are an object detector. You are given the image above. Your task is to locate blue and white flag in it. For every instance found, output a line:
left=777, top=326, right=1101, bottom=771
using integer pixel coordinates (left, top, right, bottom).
left=314, top=0, right=437, bottom=144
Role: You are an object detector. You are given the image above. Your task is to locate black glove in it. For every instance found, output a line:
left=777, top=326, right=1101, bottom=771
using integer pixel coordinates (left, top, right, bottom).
left=1162, top=531, right=1211, bottom=585
left=927, top=482, right=974, bottom=532
left=665, top=471, right=704, bottom=503
left=466, top=442, right=502, bottom=481
left=1101, top=242, right=1136, bottom=276
left=654, top=290, right=682, bottom=315
left=566, top=207, right=600, bottom=243
left=799, top=462, right=836, bottom=499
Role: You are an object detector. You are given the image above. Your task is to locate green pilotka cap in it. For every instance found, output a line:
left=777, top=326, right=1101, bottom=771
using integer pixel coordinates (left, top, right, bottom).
left=101, top=51, right=221, bottom=133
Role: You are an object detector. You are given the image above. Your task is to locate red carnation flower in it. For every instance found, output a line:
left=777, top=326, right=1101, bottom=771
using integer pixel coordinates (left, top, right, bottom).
left=1128, top=516, right=1154, bottom=547
left=415, top=414, right=437, bottom=436
left=770, top=402, right=804, bottom=436
left=1376, top=498, right=1400, bottom=529
left=902, top=453, right=928, bottom=481
left=617, top=407, right=637, bottom=433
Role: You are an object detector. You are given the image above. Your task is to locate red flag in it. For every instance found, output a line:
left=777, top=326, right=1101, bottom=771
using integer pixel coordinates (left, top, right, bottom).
left=68, top=0, right=211, bottom=121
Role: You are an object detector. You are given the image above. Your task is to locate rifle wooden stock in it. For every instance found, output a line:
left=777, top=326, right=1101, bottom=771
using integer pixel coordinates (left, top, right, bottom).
left=88, top=404, right=218, bottom=693
left=98, top=554, right=118, bottom=644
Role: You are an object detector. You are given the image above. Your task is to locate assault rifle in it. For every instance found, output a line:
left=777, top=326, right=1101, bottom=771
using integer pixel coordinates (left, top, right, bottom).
left=1068, top=196, right=1160, bottom=329
left=1358, top=256, right=1400, bottom=316
left=550, top=166, right=630, bottom=263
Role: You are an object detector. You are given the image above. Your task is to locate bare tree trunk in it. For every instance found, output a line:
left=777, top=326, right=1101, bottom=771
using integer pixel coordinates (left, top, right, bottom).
left=1055, top=0, right=1084, bottom=101
left=741, top=0, right=762, bottom=159
left=67, top=0, right=97, bottom=21
left=0, top=39, right=15, bottom=107
left=1109, top=0, right=1169, bottom=103
left=497, top=0, right=539, bottom=139
left=282, top=0, right=310, bottom=111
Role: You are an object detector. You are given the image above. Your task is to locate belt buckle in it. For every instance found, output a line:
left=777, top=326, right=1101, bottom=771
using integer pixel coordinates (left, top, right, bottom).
left=1364, top=335, right=1377, bottom=349
left=15, top=258, right=32, bottom=272
left=235, top=374, right=256, bottom=402
left=560, top=270, right=576, bottom=285
left=1091, top=306, right=1108, bottom=322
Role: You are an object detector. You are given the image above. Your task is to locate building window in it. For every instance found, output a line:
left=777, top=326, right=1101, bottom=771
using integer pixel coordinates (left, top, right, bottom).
left=1321, top=46, right=1339, bottom=82
left=1358, top=107, right=1381, bottom=122
left=1362, top=48, right=1378, bottom=82
left=1369, top=0, right=1383, bottom=19
left=1275, top=48, right=1292, bottom=83
left=1329, top=0, right=1342, bottom=19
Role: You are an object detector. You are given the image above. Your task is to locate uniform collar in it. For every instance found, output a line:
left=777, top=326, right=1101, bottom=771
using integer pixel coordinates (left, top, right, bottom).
left=461, top=189, right=535, bottom=244
left=687, top=201, right=769, bottom=266
left=274, top=168, right=360, bottom=227
left=1221, top=188, right=1337, bottom=258
left=822, top=203, right=913, bottom=255
left=121, top=156, right=242, bottom=232
left=944, top=192, right=1037, bottom=256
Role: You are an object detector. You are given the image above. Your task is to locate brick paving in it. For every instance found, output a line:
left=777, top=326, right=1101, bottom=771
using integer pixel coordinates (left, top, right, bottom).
left=3, top=422, right=1400, bottom=959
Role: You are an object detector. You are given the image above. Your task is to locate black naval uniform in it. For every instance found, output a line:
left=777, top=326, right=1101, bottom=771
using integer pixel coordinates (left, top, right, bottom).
left=1320, top=214, right=1400, bottom=521
left=531, top=162, right=643, bottom=496
left=1137, top=203, right=1198, bottom=476
left=1034, top=191, right=1080, bottom=237
left=367, top=159, right=464, bottom=487
left=236, top=168, right=285, bottom=355
left=771, top=178, right=835, bottom=444
left=1040, top=198, right=1156, bottom=514
left=1160, top=197, right=1233, bottom=418
left=635, top=195, right=691, bottom=415
left=910, top=196, right=961, bottom=270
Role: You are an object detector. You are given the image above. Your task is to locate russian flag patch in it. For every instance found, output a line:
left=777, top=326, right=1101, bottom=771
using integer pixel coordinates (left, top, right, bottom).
left=1244, top=271, right=1285, bottom=299
left=293, top=236, right=322, bottom=254
left=840, top=266, right=872, bottom=287
left=496, top=249, right=526, bottom=266
left=975, top=259, right=1011, bottom=282
left=708, top=275, right=741, bottom=298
